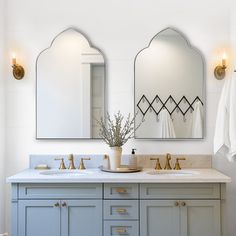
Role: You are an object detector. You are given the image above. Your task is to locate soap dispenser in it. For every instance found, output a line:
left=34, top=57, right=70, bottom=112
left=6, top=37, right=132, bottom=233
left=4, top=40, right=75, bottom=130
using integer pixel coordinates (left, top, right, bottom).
left=129, top=148, right=137, bottom=170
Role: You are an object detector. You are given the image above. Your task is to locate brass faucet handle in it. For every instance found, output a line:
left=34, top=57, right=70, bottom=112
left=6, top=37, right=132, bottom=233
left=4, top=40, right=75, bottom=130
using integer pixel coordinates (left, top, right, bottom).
left=79, top=157, right=91, bottom=170
left=150, top=158, right=162, bottom=170
left=54, top=157, right=67, bottom=170
left=68, top=154, right=76, bottom=169
left=174, top=157, right=186, bottom=170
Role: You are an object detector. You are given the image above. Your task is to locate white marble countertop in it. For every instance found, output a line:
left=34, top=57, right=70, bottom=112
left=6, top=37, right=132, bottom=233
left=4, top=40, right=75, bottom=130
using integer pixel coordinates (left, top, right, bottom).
left=7, top=168, right=231, bottom=183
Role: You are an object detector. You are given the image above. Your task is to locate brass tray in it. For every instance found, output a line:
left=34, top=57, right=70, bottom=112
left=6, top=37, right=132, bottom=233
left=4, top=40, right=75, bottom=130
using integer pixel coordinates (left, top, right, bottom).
left=99, top=165, right=142, bottom=173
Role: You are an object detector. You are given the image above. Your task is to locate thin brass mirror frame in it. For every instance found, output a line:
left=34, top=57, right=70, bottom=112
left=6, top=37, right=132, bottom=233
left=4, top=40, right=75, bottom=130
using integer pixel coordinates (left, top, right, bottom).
left=134, top=27, right=206, bottom=140
left=36, top=27, right=107, bottom=139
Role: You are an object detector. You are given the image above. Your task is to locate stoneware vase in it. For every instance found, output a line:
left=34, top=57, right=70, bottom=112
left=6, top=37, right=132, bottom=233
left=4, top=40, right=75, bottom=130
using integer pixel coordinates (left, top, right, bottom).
left=109, top=146, right=122, bottom=170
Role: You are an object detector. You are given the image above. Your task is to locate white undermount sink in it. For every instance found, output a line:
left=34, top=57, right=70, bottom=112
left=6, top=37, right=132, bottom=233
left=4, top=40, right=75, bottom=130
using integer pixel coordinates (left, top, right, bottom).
left=146, top=170, right=199, bottom=176
left=40, top=170, right=94, bottom=176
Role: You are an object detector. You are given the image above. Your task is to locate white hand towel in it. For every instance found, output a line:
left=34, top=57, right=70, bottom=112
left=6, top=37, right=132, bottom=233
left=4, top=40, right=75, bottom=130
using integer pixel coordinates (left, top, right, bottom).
left=214, top=75, right=236, bottom=161
left=159, top=108, right=176, bottom=138
left=191, top=100, right=203, bottom=138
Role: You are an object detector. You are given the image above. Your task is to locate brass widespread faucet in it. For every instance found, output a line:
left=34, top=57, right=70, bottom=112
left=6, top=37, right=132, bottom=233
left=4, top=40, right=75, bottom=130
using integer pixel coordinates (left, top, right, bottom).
left=68, top=154, right=76, bottom=170
left=164, top=153, right=172, bottom=170
left=55, top=155, right=91, bottom=170
left=150, top=154, right=186, bottom=171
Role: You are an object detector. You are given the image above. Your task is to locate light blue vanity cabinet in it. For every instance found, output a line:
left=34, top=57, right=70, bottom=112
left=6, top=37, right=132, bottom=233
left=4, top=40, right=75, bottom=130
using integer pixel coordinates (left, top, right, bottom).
left=11, top=182, right=224, bottom=236
left=179, top=200, right=220, bottom=236
left=18, top=199, right=102, bottom=236
left=140, top=200, right=220, bottom=236
left=140, top=184, right=221, bottom=236
left=103, top=183, right=140, bottom=236
left=18, top=200, right=61, bottom=236
left=140, top=200, right=180, bottom=236
left=13, top=184, right=103, bottom=236
left=61, top=200, right=102, bottom=236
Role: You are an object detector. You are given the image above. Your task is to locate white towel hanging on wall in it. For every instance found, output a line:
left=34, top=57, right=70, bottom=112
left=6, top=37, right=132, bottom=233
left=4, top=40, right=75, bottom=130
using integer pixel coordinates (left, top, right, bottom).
left=214, top=74, right=236, bottom=161
left=159, top=108, right=176, bottom=138
left=191, top=101, right=203, bottom=138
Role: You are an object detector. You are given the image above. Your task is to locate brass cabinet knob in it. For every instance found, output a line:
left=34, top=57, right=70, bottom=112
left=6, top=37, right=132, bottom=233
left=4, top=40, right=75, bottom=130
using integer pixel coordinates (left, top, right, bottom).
left=116, top=208, right=127, bottom=213
left=115, top=228, right=127, bottom=233
left=61, top=202, right=67, bottom=207
left=174, top=201, right=179, bottom=207
left=54, top=202, right=60, bottom=208
left=116, top=188, right=127, bottom=194
left=181, top=201, right=186, bottom=206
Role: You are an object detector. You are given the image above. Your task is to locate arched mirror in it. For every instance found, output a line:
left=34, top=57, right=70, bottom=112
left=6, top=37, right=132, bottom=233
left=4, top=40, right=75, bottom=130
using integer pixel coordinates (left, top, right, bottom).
left=134, top=28, right=204, bottom=139
left=36, top=28, right=106, bottom=139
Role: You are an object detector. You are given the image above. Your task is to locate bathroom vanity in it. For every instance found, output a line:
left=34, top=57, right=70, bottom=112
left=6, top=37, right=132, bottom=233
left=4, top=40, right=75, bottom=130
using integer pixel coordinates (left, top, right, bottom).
left=8, top=155, right=230, bottom=236
left=10, top=182, right=224, bottom=236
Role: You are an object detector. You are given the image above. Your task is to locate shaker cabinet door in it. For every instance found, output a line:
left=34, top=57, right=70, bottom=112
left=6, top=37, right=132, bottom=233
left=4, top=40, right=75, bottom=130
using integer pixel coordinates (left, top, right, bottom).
left=61, top=200, right=103, bottom=236
left=180, top=200, right=221, bottom=236
left=140, top=200, right=180, bottom=236
left=18, top=200, right=61, bottom=236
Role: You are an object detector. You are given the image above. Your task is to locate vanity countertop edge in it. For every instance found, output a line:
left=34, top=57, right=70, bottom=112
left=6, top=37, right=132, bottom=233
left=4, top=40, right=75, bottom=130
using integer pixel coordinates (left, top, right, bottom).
left=7, top=168, right=231, bottom=183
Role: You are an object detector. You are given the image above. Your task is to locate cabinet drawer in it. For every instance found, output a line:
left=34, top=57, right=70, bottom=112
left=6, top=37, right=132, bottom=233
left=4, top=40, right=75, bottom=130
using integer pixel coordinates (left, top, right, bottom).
left=104, top=200, right=139, bottom=220
left=19, top=183, right=102, bottom=199
left=140, top=183, right=220, bottom=199
left=104, top=221, right=139, bottom=236
left=104, top=184, right=138, bottom=199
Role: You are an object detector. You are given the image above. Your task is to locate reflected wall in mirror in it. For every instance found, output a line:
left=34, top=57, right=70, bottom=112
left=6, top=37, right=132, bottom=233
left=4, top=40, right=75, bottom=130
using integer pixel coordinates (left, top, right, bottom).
left=36, top=28, right=106, bottom=139
left=134, top=28, right=204, bottom=139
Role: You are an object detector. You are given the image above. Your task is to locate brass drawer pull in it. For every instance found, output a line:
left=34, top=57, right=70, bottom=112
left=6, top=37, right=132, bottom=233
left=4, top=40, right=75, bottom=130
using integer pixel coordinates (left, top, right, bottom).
left=116, top=208, right=127, bottom=213
left=54, top=202, right=60, bottom=208
left=116, top=188, right=127, bottom=194
left=181, top=201, right=186, bottom=206
left=115, top=228, right=127, bottom=234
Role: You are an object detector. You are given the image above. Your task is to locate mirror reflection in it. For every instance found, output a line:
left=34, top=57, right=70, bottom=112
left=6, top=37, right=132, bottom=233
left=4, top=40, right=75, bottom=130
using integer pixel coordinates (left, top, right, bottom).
left=134, top=28, right=204, bottom=139
left=36, top=28, right=106, bottom=139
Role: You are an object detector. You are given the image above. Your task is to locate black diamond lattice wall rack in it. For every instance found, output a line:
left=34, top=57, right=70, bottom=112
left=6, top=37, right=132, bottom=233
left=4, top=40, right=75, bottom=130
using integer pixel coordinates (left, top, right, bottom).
left=137, top=95, right=203, bottom=121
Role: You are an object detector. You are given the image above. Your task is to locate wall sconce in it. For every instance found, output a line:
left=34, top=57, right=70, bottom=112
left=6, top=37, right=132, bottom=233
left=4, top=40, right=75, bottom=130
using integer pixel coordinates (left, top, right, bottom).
left=12, top=53, right=25, bottom=80
left=214, top=52, right=227, bottom=80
